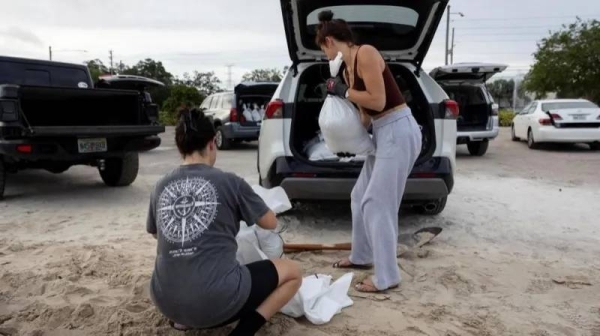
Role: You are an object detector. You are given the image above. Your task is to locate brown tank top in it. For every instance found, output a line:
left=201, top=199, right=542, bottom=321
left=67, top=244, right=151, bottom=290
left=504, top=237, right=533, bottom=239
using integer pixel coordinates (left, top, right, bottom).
left=346, top=46, right=406, bottom=116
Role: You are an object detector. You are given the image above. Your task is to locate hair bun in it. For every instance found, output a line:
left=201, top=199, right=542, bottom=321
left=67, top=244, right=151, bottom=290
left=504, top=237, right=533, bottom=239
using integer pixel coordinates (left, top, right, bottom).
left=318, top=10, right=334, bottom=23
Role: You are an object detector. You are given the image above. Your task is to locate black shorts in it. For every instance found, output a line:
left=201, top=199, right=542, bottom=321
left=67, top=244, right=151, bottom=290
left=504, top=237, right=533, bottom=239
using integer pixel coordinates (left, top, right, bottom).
left=212, top=259, right=279, bottom=328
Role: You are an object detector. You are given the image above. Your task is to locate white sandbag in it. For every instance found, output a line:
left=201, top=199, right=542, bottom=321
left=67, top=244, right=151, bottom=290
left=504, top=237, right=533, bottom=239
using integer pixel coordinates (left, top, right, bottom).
left=318, top=52, right=374, bottom=156
left=251, top=185, right=292, bottom=215
left=251, top=104, right=262, bottom=122
left=254, top=226, right=283, bottom=259
left=242, top=104, right=253, bottom=122
left=281, top=273, right=354, bottom=325
left=236, top=221, right=268, bottom=265
left=307, top=141, right=338, bottom=161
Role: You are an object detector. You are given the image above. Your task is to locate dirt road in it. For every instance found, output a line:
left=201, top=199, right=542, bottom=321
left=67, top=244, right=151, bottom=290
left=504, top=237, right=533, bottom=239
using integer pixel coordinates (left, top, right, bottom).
left=1, top=128, right=599, bottom=336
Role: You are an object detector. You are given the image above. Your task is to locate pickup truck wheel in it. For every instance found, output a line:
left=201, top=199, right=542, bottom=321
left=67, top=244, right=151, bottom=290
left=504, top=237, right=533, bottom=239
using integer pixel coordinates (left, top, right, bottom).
left=99, top=153, right=139, bottom=187
left=215, top=127, right=232, bottom=150
left=0, top=159, right=5, bottom=199
left=467, top=140, right=489, bottom=156
left=413, top=197, right=447, bottom=216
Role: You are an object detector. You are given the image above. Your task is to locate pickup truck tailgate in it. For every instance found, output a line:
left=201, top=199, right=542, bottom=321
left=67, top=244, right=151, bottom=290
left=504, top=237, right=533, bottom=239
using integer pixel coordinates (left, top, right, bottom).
left=19, top=86, right=142, bottom=126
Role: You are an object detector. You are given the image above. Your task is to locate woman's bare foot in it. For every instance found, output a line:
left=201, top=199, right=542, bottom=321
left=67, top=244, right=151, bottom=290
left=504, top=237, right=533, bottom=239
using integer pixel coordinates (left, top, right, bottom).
left=354, top=277, right=399, bottom=293
left=332, top=257, right=372, bottom=270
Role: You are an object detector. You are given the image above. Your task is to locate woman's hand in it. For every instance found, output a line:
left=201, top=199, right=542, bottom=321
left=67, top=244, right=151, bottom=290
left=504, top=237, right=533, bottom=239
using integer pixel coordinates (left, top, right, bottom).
left=326, top=77, right=349, bottom=98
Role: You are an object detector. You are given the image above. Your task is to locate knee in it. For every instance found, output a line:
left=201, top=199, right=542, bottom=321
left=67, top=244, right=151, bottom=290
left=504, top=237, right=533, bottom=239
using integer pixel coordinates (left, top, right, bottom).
left=274, top=259, right=303, bottom=282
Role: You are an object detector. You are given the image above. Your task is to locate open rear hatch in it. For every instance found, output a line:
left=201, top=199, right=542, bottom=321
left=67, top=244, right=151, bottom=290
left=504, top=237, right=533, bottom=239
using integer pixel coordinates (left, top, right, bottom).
left=430, top=63, right=508, bottom=131
left=280, top=0, right=448, bottom=72
left=235, top=82, right=278, bottom=126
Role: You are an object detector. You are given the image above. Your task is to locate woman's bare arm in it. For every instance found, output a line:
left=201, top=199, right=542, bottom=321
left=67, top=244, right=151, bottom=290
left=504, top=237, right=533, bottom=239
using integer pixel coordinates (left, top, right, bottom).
left=347, top=45, right=386, bottom=112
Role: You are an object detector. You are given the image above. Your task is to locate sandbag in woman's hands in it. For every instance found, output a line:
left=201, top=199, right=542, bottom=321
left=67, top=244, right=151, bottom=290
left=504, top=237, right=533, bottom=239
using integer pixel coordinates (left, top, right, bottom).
left=326, top=77, right=348, bottom=98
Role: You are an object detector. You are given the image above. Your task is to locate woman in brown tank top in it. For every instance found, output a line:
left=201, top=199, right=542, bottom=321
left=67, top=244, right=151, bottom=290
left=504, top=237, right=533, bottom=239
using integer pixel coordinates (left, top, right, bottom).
left=317, top=10, right=423, bottom=293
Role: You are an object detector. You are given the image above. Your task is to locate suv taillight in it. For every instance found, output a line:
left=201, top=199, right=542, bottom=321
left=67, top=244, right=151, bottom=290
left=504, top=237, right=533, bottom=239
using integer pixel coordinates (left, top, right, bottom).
left=265, top=99, right=283, bottom=119
left=444, top=100, right=459, bottom=119
left=229, top=108, right=238, bottom=122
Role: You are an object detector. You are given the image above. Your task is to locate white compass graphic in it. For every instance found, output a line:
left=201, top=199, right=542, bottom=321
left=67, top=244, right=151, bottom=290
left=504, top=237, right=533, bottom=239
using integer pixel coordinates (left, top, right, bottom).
left=156, top=177, right=219, bottom=246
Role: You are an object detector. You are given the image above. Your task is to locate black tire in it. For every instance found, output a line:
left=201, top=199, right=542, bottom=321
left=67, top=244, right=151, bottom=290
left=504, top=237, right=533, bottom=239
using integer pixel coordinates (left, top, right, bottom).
left=0, top=158, right=5, bottom=200
left=511, top=125, right=519, bottom=141
left=589, top=142, right=600, bottom=151
left=99, top=153, right=139, bottom=187
left=467, top=140, right=489, bottom=156
left=414, top=197, right=448, bottom=216
left=215, top=127, right=232, bottom=150
left=527, top=129, right=539, bottom=149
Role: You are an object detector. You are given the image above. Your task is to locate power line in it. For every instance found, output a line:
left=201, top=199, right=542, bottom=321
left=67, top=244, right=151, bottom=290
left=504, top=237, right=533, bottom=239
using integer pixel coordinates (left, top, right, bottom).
left=452, top=25, right=566, bottom=30
left=452, top=14, right=600, bottom=21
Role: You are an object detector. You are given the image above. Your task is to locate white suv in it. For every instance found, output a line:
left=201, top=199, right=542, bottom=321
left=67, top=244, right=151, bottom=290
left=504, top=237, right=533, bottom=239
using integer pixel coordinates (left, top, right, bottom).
left=430, top=63, right=507, bottom=156
left=258, top=0, right=457, bottom=215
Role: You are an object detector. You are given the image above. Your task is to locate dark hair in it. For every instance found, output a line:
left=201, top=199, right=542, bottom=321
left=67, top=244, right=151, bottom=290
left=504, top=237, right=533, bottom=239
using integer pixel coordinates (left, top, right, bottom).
left=315, top=10, right=354, bottom=46
left=175, top=105, right=216, bottom=157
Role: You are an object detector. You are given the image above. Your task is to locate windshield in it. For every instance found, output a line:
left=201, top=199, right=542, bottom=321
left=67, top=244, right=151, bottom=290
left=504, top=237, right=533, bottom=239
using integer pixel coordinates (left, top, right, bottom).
left=541, top=101, right=598, bottom=111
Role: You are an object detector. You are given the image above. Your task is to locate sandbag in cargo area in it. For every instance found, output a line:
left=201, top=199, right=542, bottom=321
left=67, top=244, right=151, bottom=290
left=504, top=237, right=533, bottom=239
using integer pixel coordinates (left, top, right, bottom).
left=302, top=131, right=368, bottom=163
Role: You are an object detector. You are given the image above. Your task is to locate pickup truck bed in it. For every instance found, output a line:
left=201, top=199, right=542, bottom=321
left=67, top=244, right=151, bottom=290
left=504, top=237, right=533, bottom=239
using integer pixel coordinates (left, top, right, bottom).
left=0, top=56, right=165, bottom=198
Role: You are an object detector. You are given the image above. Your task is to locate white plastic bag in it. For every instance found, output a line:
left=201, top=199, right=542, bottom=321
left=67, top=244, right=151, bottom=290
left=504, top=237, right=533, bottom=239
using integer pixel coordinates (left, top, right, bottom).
left=318, top=52, right=374, bottom=156
left=236, top=221, right=268, bottom=265
left=242, top=104, right=253, bottom=122
left=251, top=103, right=262, bottom=122
left=307, top=141, right=338, bottom=161
left=251, top=185, right=292, bottom=215
left=281, top=273, right=354, bottom=325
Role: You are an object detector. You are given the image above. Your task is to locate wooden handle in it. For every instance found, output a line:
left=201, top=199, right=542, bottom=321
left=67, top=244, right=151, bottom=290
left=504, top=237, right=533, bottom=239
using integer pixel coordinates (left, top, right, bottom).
left=283, top=243, right=352, bottom=252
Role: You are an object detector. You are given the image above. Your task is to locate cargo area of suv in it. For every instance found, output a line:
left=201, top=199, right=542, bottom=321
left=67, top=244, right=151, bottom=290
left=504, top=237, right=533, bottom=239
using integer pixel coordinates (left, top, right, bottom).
left=290, top=62, right=436, bottom=166
left=258, top=0, right=455, bottom=215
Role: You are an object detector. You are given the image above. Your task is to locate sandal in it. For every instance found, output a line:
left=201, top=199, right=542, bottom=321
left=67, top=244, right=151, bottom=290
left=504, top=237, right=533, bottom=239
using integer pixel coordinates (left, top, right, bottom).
left=333, top=258, right=372, bottom=270
left=354, top=277, right=399, bottom=293
left=169, top=320, right=192, bottom=331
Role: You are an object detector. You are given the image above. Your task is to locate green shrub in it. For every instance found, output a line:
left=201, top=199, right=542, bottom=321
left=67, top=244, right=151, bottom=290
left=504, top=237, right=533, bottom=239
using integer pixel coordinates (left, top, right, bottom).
left=159, top=110, right=177, bottom=126
left=499, top=110, right=516, bottom=127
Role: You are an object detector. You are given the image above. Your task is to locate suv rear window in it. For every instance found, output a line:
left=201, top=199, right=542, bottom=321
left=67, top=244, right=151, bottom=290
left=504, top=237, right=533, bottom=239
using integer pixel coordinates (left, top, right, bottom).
left=302, top=4, right=423, bottom=51
left=541, top=101, right=598, bottom=111
left=0, top=61, right=90, bottom=88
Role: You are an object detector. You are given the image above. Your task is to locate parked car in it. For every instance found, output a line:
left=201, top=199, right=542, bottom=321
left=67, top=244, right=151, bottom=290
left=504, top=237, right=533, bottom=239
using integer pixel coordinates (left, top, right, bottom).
left=511, top=99, right=600, bottom=150
left=0, top=56, right=165, bottom=199
left=430, top=62, right=507, bottom=156
left=201, top=82, right=278, bottom=150
left=257, top=0, right=457, bottom=215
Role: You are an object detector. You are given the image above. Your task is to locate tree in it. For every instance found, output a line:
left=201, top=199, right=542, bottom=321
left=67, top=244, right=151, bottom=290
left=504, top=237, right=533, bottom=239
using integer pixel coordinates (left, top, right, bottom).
left=242, top=68, right=283, bottom=82
left=160, top=85, right=205, bottom=125
left=85, top=59, right=109, bottom=82
left=523, top=18, right=600, bottom=103
left=122, top=58, right=174, bottom=85
left=176, top=71, right=223, bottom=96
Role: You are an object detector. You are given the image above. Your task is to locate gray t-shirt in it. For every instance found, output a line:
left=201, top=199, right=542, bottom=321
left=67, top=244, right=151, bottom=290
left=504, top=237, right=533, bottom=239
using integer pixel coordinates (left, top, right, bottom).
left=146, top=164, right=270, bottom=328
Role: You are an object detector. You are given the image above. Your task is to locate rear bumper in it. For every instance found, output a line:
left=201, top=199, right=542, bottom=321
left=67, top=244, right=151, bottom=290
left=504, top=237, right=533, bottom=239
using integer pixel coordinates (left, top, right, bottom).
left=221, top=122, right=261, bottom=140
left=263, top=156, right=454, bottom=201
left=457, top=127, right=499, bottom=144
left=0, top=135, right=161, bottom=161
left=28, top=125, right=165, bottom=137
left=536, top=127, right=600, bottom=143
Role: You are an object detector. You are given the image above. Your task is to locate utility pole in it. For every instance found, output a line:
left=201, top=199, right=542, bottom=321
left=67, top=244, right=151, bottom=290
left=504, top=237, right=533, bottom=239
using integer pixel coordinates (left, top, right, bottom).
left=109, top=50, right=114, bottom=75
left=226, top=64, right=234, bottom=90
left=450, top=28, right=455, bottom=64
left=445, top=5, right=450, bottom=65
left=49, top=46, right=52, bottom=61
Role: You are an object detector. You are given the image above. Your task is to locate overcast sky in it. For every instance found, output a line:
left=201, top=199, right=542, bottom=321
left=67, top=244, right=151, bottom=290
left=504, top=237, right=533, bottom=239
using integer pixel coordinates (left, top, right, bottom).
left=0, top=0, right=597, bottom=88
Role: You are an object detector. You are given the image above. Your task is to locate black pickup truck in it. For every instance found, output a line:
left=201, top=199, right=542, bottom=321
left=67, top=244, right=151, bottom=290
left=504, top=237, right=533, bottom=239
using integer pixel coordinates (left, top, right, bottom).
left=0, top=56, right=165, bottom=198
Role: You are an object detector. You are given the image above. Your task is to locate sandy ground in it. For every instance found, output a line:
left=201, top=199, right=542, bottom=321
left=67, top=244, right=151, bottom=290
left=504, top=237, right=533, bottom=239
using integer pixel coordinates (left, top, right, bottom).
left=1, top=128, right=600, bottom=336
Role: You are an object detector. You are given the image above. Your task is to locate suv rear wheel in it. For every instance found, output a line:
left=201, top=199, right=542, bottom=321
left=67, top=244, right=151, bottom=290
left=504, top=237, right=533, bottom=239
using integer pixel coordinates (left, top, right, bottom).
left=467, top=140, right=489, bottom=156
left=215, top=127, right=232, bottom=150
left=413, top=197, right=447, bottom=216
left=0, top=158, right=5, bottom=199
left=99, top=153, right=139, bottom=187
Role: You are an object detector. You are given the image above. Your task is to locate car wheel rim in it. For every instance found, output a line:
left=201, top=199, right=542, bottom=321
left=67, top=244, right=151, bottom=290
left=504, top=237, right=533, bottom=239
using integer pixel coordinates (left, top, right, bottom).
left=216, top=131, right=223, bottom=148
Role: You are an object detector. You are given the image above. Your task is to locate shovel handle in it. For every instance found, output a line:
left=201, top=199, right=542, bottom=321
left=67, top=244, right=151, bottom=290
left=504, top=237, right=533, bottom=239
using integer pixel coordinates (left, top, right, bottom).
left=283, top=243, right=352, bottom=252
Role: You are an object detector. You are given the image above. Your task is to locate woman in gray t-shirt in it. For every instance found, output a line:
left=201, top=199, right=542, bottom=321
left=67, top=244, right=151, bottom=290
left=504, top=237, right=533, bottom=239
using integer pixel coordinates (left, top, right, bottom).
left=146, top=107, right=302, bottom=335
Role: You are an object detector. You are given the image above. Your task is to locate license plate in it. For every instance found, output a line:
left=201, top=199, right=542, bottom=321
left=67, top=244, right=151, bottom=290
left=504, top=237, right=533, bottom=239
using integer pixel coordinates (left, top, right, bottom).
left=78, top=138, right=107, bottom=153
left=573, top=115, right=587, bottom=120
